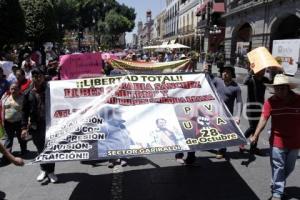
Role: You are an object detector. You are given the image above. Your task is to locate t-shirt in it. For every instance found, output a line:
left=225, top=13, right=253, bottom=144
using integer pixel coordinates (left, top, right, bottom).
left=19, top=79, right=32, bottom=93
left=4, top=95, right=24, bottom=122
left=214, top=77, right=242, bottom=115
left=262, top=92, right=300, bottom=149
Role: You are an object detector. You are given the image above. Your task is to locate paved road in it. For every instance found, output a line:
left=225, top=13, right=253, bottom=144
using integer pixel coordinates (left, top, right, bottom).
left=0, top=66, right=299, bottom=200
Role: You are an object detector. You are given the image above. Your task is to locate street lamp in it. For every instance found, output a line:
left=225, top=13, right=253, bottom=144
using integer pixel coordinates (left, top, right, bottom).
left=209, top=24, right=222, bottom=35
left=92, top=17, right=96, bottom=51
left=57, top=23, right=64, bottom=51
left=92, top=8, right=97, bottom=51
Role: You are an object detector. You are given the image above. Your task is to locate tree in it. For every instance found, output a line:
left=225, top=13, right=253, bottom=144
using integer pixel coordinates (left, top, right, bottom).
left=0, top=0, right=25, bottom=49
left=104, top=9, right=134, bottom=47
left=20, top=0, right=58, bottom=46
left=74, top=0, right=135, bottom=48
left=52, top=0, right=78, bottom=30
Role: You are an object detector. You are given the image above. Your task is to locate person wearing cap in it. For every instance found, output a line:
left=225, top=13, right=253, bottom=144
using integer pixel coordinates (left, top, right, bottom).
left=213, top=64, right=243, bottom=159
left=21, top=68, right=58, bottom=183
left=250, top=74, right=300, bottom=200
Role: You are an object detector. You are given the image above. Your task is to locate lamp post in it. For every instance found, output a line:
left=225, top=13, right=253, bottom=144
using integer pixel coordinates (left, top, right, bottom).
left=92, top=17, right=96, bottom=51
left=57, top=23, right=64, bottom=51
left=208, top=24, right=223, bottom=53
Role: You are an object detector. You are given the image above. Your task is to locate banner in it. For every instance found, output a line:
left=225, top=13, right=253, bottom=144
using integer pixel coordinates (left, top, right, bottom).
left=59, top=52, right=104, bottom=80
left=35, top=73, right=246, bottom=163
left=109, top=59, right=192, bottom=75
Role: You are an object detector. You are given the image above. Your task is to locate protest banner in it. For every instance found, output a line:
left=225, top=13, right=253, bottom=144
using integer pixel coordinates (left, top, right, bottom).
left=247, top=47, right=281, bottom=74
left=109, top=59, right=192, bottom=74
left=59, top=52, right=104, bottom=80
left=34, top=73, right=246, bottom=163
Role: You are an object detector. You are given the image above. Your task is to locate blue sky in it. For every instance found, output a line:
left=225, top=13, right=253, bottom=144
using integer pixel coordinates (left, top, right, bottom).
left=116, top=0, right=166, bottom=43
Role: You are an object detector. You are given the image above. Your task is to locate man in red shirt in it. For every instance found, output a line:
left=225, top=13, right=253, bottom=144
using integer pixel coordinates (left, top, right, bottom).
left=16, top=69, right=32, bottom=93
left=251, top=74, right=300, bottom=200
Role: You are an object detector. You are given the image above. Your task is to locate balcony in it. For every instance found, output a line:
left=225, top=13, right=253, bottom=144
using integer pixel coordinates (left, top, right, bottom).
left=178, top=25, right=194, bottom=35
left=228, top=0, right=255, bottom=10
left=197, top=19, right=209, bottom=29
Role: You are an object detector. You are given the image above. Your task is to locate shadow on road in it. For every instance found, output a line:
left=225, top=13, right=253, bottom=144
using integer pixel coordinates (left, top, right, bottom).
left=284, top=186, right=300, bottom=200
left=0, top=191, right=6, bottom=200
left=63, top=157, right=259, bottom=200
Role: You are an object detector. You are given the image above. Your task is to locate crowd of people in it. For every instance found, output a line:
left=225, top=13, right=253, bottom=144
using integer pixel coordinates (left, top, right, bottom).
left=0, top=45, right=299, bottom=200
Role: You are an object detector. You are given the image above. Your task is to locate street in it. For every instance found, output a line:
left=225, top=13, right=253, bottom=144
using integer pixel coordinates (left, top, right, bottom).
left=0, top=65, right=299, bottom=200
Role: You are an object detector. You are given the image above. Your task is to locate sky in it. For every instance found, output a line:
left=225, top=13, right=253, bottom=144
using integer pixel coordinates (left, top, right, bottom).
left=116, top=0, right=166, bottom=43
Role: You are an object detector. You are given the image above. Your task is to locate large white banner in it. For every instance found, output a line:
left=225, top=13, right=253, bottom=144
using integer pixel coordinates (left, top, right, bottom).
left=35, top=73, right=246, bottom=163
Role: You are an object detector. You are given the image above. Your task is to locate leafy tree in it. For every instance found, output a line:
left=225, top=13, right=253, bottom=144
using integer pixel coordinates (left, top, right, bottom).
left=0, top=0, right=25, bottom=49
left=52, top=0, right=78, bottom=30
left=20, top=0, right=58, bottom=45
left=104, top=9, right=134, bottom=47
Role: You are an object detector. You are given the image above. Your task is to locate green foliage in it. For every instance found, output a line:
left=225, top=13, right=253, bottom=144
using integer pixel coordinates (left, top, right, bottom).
left=0, top=0, right=25, bottom=49
left=20, top=0, right=58, bottom=45
left=52, top=0, right=78, bottom=30
left=105, top=10, right=132, bottom=34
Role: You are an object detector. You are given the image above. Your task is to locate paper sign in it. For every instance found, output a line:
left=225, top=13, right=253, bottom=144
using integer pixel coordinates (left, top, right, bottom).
left=247, top=47, right=281, bottom=74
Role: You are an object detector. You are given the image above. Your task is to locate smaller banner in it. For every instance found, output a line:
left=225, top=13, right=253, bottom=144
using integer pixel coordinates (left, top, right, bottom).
left=59, top=52, right=104, bottom=80
left=109, top=59, right=192, bottom=74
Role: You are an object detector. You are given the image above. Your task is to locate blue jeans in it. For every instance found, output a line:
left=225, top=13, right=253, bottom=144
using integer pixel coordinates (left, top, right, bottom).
left=270, top=147, right=299, bottom=198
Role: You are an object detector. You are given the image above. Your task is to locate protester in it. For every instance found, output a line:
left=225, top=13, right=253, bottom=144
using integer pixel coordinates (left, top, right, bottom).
left=15, top=69, right=32, bottom=93
left=7, top=64, right=18, bottom=84
left=250, top=74, right=300, bottom=200
left=21, top=68, right=58, bottom=183
left=1, top=84, right=27, bottom=163
left=241, top=68, right=270, bottom=154
left=0, top=142, right=24, bottom=166
left=214, top=64, right=243, bottom=159
left=21, top=53, right=36, bottom=80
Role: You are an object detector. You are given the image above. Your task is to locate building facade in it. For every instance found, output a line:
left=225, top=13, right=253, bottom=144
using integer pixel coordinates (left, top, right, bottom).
left=137, top=11, right=154, bottom=49
left=164, top=0, right=180, bottom=42
left=153, top=10, right=166, bottom=44
left=223, top=0, right=300, bottom=65
left=196, top=0, right=225, bottom=54
left=178, top=0, right=200, bottom=50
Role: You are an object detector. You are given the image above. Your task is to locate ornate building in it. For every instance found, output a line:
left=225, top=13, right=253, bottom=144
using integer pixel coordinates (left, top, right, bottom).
left=196, top=0, right=225, bottom=53
left=223, top=0, right=300, bottom=65
left=178, top=0, right=200, bottom=50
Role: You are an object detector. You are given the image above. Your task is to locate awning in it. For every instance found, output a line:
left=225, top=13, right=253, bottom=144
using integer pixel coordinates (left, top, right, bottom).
left=212, top=3, right=225, bottom=13
left=169, top=40, right=176, bottom=44
left=196, top=0, right=209, bottom=16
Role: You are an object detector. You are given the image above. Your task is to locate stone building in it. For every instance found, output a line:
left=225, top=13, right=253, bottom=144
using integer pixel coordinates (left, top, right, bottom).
left=178, top=0, right=200, bottom=50
left=223, top=0, right=300, bottom=65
